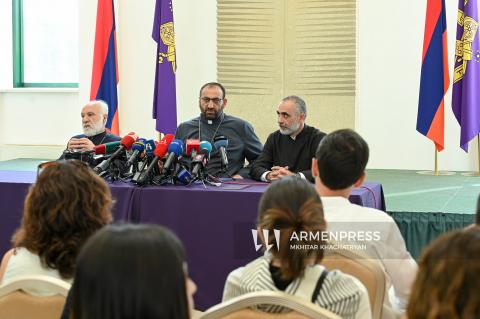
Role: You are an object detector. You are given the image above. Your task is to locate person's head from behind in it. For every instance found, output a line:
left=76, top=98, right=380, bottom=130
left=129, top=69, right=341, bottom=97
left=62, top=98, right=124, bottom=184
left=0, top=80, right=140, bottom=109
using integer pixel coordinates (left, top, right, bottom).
left=258, top=177, right=326, bottom=281
left=198, top=82, right=227, bottom=120
left=407, top=228, right=480, bottom=319
left=82, top=100, right=108, bottom=136
left=71, top=224, right=196, bottom=319
left=313, top=129, right=369, bottom=193
left=13, top=160, right=112, bottom=279
left=276, top=95, right=307, bottom=137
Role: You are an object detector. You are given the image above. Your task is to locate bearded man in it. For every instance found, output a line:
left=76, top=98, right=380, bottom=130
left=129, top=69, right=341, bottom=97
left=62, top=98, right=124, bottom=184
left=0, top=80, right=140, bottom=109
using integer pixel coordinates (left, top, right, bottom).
left=174, top=82, right=263, bottom=178
left=250, top=96, right=326, bottom=182
left=65, top=100, right=121, bottom=153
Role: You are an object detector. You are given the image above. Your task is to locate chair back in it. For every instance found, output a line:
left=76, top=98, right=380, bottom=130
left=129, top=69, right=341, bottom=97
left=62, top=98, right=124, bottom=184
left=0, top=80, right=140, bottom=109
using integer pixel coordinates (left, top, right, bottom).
left=199, top=291, right=341, bottom=319
left=321, top=247, right=387, bottom=319
left=0, top=275, right=70, bottom=319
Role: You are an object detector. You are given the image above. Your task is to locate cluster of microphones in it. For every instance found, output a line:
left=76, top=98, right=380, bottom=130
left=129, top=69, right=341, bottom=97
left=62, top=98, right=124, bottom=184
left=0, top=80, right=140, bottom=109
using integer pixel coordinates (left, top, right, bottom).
left=63, top=132, right=229, bottom=186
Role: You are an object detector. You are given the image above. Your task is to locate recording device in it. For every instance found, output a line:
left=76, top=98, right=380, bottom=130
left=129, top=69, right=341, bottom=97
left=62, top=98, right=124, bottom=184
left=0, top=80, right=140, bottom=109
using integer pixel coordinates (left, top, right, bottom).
left=93, top=133, right=137, bottom=175
left=186, top=139, right=200, bottom=158
left=191, top=141, right=213, bottom=178
left=162, top=139, right=184, bottom=174
left=213, top=135, right=229, bottom=171
left=136, top=134, right=174, bottom=185
left=176, top=168, right=193, bottom=185
left=132, top=139, right=157, bottom=183
left=126, top=140, right=146, bottom=168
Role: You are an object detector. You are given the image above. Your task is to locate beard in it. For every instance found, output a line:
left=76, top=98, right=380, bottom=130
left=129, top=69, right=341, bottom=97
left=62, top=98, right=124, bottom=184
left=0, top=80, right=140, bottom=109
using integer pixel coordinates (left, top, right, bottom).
left=83, top=120, right=105, bottom=137
left=200, top=104, right=224, bottom=120
left=279, top=121, right=301, bottom=136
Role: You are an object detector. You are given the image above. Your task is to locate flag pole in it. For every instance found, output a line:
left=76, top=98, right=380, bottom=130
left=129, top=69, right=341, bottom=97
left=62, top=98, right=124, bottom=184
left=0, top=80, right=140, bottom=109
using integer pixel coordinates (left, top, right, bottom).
left=417, top=143, right=455, bottom=176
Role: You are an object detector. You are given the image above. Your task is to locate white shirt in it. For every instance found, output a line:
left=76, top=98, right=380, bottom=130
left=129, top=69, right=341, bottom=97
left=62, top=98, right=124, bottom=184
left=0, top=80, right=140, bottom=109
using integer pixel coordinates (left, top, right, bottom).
left=321, top=196, right=418, bottom=312
left=1, top=247, right=72, bottom=296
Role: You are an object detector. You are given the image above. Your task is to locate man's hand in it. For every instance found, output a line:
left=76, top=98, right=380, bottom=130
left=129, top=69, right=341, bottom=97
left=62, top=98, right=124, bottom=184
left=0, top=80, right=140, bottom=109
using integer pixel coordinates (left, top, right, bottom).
left=232, top=174, right=243, bottom=179
left=267, top=166, right=292, bottom=181
left=67, top=138, right=95, bottom=152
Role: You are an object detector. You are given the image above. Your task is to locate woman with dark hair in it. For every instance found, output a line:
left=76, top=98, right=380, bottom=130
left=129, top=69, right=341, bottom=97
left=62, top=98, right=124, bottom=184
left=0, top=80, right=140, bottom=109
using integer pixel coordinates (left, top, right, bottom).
left=70, top=224, right=196, bottom=319
left=0, top=160, right=112, bottom=294
left=407, top=228, right=480, bottom=319
left=222, top=177, right=371, bottom=319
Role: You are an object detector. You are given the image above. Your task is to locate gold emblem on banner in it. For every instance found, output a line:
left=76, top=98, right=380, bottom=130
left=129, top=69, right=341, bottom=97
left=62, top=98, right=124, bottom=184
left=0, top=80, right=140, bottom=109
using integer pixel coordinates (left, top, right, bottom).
left=158, top=21, right=176, bottom=74
left=454, top=15, right=479, bottom=83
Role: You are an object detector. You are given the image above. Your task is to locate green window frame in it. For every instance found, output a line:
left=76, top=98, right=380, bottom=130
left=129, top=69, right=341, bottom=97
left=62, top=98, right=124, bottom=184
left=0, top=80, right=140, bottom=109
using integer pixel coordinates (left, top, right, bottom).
left=12, top=0, right=78, bottom=88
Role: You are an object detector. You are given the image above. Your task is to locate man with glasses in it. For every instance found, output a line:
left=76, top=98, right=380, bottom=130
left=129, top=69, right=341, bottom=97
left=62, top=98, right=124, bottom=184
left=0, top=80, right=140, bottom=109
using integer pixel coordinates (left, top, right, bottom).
left=174, top=82, right=263, bottom=178
left=250, top=95, right=325, bottom=183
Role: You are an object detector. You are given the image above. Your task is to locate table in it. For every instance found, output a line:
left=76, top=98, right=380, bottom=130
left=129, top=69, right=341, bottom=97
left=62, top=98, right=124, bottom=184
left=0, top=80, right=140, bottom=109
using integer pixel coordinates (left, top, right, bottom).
left=0, top=170, right=385, bottom=309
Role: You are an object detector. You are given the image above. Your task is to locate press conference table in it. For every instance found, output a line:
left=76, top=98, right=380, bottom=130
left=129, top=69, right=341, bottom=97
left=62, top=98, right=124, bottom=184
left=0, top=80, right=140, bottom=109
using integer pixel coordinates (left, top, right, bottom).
left=0, top=170, right=385, bottom=310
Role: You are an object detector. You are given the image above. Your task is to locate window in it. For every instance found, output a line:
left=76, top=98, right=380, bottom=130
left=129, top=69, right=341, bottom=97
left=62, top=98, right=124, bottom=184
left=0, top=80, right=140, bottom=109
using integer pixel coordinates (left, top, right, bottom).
left=12, top=0, right=79, bottom=88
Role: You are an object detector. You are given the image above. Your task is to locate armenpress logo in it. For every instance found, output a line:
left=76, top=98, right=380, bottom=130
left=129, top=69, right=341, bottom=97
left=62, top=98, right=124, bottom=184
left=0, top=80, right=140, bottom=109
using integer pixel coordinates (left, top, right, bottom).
left=251, top=229, right=280, bottom=252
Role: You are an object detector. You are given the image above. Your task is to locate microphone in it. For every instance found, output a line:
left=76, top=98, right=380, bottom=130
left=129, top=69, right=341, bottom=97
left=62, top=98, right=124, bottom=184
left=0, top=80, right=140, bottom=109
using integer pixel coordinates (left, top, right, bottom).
left=186, top=139, right=200, bottom=158
left=162, top=139, right=184, bottom=173
left=126, top=140, right=146, bottom=168
left=94, top=141, right=121, bottom=155
left=136, top=134, right=174, bottom=185
left=191, top=141, right=213, bottom=178
left=93, top=133, right=137, bottom=174
left=177, top=168, right=193, bottom=185
left=213, top=135, right=229, bottom=170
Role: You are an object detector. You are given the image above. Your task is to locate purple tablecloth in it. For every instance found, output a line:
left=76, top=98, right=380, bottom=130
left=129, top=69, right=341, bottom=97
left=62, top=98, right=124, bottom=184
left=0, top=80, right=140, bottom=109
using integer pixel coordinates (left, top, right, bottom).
left=0, top=170, right=385, bottom=310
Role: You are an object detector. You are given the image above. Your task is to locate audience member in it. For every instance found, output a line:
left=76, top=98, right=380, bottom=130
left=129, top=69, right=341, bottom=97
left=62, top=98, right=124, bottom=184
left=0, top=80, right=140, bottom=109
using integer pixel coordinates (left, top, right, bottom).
left=313, top=128, right=417, bottom=312
left=407, top=228, right=480, bottom=319
left=0, top=160, right=112, bottom=295
left=175, top=82, right=263, bottom=178
left=64, top=100, right=121, bottom=153
left=223, top=177, right=371, bottom=319
left=69, top=224, right=196, bottom=319
left=250, top=96, right=325, bottom=182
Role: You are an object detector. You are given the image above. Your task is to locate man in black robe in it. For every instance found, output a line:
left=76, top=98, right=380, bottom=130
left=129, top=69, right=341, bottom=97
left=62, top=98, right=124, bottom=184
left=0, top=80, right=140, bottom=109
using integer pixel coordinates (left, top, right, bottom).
left=250, top=96, right=325, bottom=182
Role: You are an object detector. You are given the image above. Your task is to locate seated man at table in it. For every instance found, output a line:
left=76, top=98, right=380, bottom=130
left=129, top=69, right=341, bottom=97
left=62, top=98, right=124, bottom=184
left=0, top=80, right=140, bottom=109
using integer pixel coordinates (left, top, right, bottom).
left=63, top=100, right=121, bottom=154
left=175, top=82, right=263, bottom=178
left=250, top=95, right=325, bottom=182
left=312, top=128, right=417, bottom=314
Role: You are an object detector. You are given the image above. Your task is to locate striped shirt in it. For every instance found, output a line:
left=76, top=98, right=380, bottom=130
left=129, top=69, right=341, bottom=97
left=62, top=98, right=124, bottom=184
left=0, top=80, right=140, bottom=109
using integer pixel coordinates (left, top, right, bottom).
left=223, top=255, right=371, bottom=319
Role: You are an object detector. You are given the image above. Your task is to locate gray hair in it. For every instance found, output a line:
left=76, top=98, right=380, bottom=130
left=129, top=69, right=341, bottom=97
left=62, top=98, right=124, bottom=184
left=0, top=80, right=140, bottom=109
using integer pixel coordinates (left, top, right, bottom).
left=85, top=100, right=109, bottom=118
left=282, top=95, right=307, bottom=118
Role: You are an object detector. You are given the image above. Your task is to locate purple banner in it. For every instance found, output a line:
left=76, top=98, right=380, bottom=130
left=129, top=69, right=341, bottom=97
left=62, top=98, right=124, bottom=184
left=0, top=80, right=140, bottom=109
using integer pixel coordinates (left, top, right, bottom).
left=452, top=0, right=480, bottom=151
left=152, top=0, right=177, bottom=134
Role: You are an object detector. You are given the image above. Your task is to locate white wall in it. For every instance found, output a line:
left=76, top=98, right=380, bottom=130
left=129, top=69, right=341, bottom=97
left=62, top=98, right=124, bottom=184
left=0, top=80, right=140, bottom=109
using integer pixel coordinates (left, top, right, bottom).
left=1, top=0, right=478, bottom=170
left=357, top=0, right=478, bottom=171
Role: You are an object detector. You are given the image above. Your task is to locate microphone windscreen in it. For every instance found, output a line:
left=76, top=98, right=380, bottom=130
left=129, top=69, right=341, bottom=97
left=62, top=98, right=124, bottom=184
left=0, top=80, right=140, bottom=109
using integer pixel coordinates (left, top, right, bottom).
left=120, top=134, right=137, bottom=150
left=153, top=143, right=169, bottom=158
left=132, top=141, right=145, bottom=152
left=94, top=144, right=106, bottom=155
left=177, top=168, right=193, bottom=185
left=145, top=140, right=156, bottom=156
left=186, top=139, right=200, bottom=156
left=94, top=141, right=121, bottom=155
left=163, top=134, right=175, bottom=145
left=200, top=141, right=213, bottom=154
left=213, top=138, right=228, bottom=149
left=168, top=140, right=184, bottom=156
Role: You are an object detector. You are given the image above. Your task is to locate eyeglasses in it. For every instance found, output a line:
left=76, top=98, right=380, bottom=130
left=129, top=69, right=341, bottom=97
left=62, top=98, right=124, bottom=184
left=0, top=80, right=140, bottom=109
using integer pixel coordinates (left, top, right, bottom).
left=200, top=97, right=223, bottom=105
left=37, top=160, right=88, bottom=177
